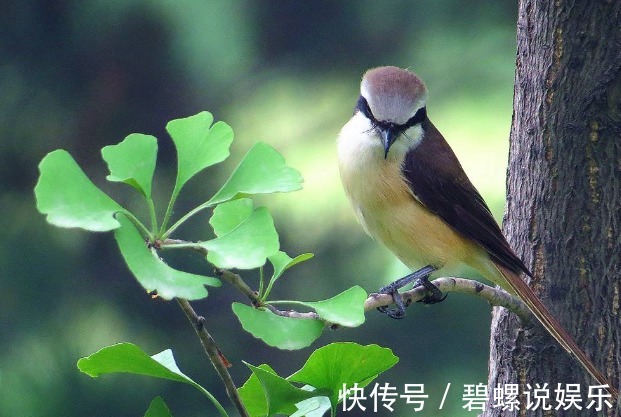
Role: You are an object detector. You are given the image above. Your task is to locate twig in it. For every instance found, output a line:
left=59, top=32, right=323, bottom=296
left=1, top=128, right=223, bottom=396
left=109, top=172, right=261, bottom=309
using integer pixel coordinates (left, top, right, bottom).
left=215, top=268, right=261, bottom=305
left=176, top=298, right=250, bottom=417
left=225, top=275, right=532, bottom=323
left=161, top=240, right=260, bottom=304
left=160, top=238, right=531, bottom=321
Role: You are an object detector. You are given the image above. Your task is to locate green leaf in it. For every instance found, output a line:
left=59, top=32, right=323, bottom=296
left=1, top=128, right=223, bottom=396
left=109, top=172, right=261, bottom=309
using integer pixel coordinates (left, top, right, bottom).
left=168, top=111, right=233, bottom=193
left=262, top=251, right=314, bottom=299
left=78, top=343, right=197, bottom=383
left=232, top=303, right=324, bottom=350
left=238, top=364, right=277, bottom=417
left=200, top=206, right=279, bottom=270
left=291, top=395, right=332, bottom=417
left=239, top=365, right=330, bottom=417
left=35, top=150, right=123, bottom=231
left=209, top=198, right=254, bottom=236
left=244, top=362, right=316, bottom=416
left=101, top=133, right=158, bottom=198
left=144, top=397, right=173, bottom=417
left=268, top=251, right=314, bottom=283
left=288, top=343, right=399, bottom=410
left=78, top=343, right=228, bottom=417
left=209, top=142, right=303, bottom=205
left=302, top=286, right=367, bottom=327
left=115, top=214, right=220, bottom=300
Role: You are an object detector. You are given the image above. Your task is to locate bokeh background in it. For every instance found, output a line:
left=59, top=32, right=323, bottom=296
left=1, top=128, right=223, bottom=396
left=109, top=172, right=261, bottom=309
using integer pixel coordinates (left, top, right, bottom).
left=1, top=1, right=518, bottom=416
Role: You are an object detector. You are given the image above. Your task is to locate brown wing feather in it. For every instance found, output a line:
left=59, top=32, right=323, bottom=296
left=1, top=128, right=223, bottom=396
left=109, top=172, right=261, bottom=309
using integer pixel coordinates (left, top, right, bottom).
left=402, top=120, right=532, bottom=277
left=401, top=121, right=618, bottom=397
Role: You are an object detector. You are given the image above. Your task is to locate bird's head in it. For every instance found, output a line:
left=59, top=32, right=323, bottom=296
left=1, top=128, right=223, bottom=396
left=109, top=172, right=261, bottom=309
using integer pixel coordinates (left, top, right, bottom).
left=357, top=66, right=428, bottom=158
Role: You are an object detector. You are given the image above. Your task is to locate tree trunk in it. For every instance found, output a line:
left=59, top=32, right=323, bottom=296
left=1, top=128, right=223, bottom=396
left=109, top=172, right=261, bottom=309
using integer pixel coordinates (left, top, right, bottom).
left=484, top=1, right=621, bottom=416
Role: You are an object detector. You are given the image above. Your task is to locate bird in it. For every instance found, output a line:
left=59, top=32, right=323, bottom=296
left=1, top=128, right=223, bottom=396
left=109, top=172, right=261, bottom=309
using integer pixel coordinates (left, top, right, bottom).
left=337, top=65, right=617, bottom=398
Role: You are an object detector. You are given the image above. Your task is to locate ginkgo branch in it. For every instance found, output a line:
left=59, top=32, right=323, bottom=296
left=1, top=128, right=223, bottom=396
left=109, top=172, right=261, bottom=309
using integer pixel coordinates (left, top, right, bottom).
left=216, top=266, right=531, bottom=323
left=264, top=278, right=531, bottom=322
left=158, top=238, right=532, bottom=322
left=176, top=298, right=249, bottom=417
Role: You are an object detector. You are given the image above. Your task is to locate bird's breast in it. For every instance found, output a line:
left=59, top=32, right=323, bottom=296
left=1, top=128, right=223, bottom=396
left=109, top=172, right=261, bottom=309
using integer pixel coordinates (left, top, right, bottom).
left=337, top=116, right=479, bottom=273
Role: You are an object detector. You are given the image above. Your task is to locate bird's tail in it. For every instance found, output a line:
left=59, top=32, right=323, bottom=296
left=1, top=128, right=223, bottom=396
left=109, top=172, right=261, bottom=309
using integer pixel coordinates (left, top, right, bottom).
left=495, top=264, right=619, bottom=401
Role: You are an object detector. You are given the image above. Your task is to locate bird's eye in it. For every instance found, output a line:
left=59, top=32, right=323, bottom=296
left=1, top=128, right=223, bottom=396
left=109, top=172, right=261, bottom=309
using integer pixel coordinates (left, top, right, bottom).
left=356, top=96, right=376, bottom=122
left=403, top=107, right=427, bottom=130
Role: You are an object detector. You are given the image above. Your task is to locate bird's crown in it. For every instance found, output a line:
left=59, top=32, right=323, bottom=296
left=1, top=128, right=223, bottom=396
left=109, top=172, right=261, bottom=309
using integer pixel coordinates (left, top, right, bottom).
left=360, top=66, right=427, bottom=126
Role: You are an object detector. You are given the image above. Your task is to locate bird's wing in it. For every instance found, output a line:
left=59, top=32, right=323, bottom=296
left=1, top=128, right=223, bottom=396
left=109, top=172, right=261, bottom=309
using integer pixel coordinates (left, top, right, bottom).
left=402, top=121, right=531, bottom=276
left=402, top=122, right=619, bottom=397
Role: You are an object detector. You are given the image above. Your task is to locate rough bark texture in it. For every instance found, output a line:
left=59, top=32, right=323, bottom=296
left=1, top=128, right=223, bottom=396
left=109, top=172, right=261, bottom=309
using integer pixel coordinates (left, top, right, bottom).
left=483, top=1, right=621, bottom=416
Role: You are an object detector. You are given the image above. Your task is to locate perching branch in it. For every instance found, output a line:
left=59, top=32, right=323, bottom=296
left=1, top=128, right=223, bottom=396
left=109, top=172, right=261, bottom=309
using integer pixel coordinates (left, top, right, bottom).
left=176, top=298, right=250, bottom=417
left=161, top=238, right=531, bottom=321
left=364, top=277, right=532, bottom=322
left=215, top=266, right=532, bottom=323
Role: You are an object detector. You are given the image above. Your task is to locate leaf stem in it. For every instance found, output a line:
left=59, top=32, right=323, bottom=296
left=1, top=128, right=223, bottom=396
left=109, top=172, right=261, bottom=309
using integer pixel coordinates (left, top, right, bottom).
left=262, top=276, right=278, bottom=301
left=176, top=298, right=249, bottom=417
left=120, top=210, right=152, bottom=239
left=158, top=185, right=180, bottom=237
left=147, top=197, right=158, bottom=235
left=162, top=200, right=213, bottom=239
left=193, top=384, right=230, bottom=417
left=258, top=266, right=265, bottom=299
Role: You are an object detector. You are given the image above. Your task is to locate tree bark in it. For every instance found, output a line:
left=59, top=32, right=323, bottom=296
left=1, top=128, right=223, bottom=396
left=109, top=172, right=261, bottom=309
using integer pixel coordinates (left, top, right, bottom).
left=484, top=1, right=621, bottom=416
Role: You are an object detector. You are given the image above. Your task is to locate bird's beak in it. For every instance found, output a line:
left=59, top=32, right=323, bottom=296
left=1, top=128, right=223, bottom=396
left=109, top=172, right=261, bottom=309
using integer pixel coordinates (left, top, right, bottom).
left=380, top=127, right=398, bottom=159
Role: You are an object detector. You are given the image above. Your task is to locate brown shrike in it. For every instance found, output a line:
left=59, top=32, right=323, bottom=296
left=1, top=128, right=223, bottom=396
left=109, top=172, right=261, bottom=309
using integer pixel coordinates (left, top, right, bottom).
left=337, top=66, right=617, bottom=397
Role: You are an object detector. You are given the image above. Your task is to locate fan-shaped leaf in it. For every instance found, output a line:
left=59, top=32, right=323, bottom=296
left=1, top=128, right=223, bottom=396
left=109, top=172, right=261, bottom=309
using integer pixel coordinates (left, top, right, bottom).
left=102, top=133, right=157, bottom=198
left=35, top=150, right=123, bottom=231
left=209, top=142, right=303, bottom=205
left=115, top=215, right=220, bottom=300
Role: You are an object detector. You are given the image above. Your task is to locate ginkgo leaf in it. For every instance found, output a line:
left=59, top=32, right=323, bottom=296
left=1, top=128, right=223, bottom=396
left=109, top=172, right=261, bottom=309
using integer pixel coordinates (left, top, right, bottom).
left=299, top=286, right=367, bottom=327
left=35, top=150, right=123, bottom=231
left=209, top=142, right=303, bottom=205
left=115, top=214, right=220, bottom=300
left=200, top=206, right=279, bottom=269
left=143, top=397, right=172, bottom=417
left=244, top=363, right=316, bottom=416
left=288, top=343, right=399, bottom=411
left=209, top=198, right=254, bottom=236
left=167, top=111, right=233, bottom=195
left=232, top=303, right=324, bottom=350
left=101, top=133, right=158, bottom=198
left=268, top=251, right=314, bottom=283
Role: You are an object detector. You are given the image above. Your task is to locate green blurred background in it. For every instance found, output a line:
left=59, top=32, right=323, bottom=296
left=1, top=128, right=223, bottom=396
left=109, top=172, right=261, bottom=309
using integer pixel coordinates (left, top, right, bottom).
left=1, top=1, right=518, bottom=416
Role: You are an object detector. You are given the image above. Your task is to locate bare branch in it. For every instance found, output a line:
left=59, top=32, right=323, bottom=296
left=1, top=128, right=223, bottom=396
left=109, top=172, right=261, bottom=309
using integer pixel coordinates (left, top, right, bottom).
left=249, top=276, right=532, bottom=323
left=161, top=236, right=531, bottom=320
left=176, top=298, right=249, bottom=417
left=160, top=239, right=260, bottom=304
left=215, top=268, right=260, bottom=305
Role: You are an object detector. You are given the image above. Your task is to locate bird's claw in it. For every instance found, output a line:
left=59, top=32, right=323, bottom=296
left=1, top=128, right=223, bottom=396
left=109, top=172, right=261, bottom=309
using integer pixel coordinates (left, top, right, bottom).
left=376, top=287, right=407, bottom=319
left=375, top=265, right=446, bottom=318
left=420, top=292, right=448, bottom=304
left=417, top=276, right=447, bottom=304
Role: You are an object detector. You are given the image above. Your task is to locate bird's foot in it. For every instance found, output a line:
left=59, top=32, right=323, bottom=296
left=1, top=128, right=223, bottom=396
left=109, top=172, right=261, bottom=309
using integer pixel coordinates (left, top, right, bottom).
left=376, top=265, right=438, bottom=319
left=417, top=276, right=447, bottom=305
left=376, top=292, right=407, bottom=319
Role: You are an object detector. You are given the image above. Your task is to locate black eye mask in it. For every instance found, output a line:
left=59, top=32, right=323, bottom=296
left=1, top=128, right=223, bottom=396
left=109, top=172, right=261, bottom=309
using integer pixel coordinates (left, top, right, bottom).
left=355, top=95, right=426, bottom=134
